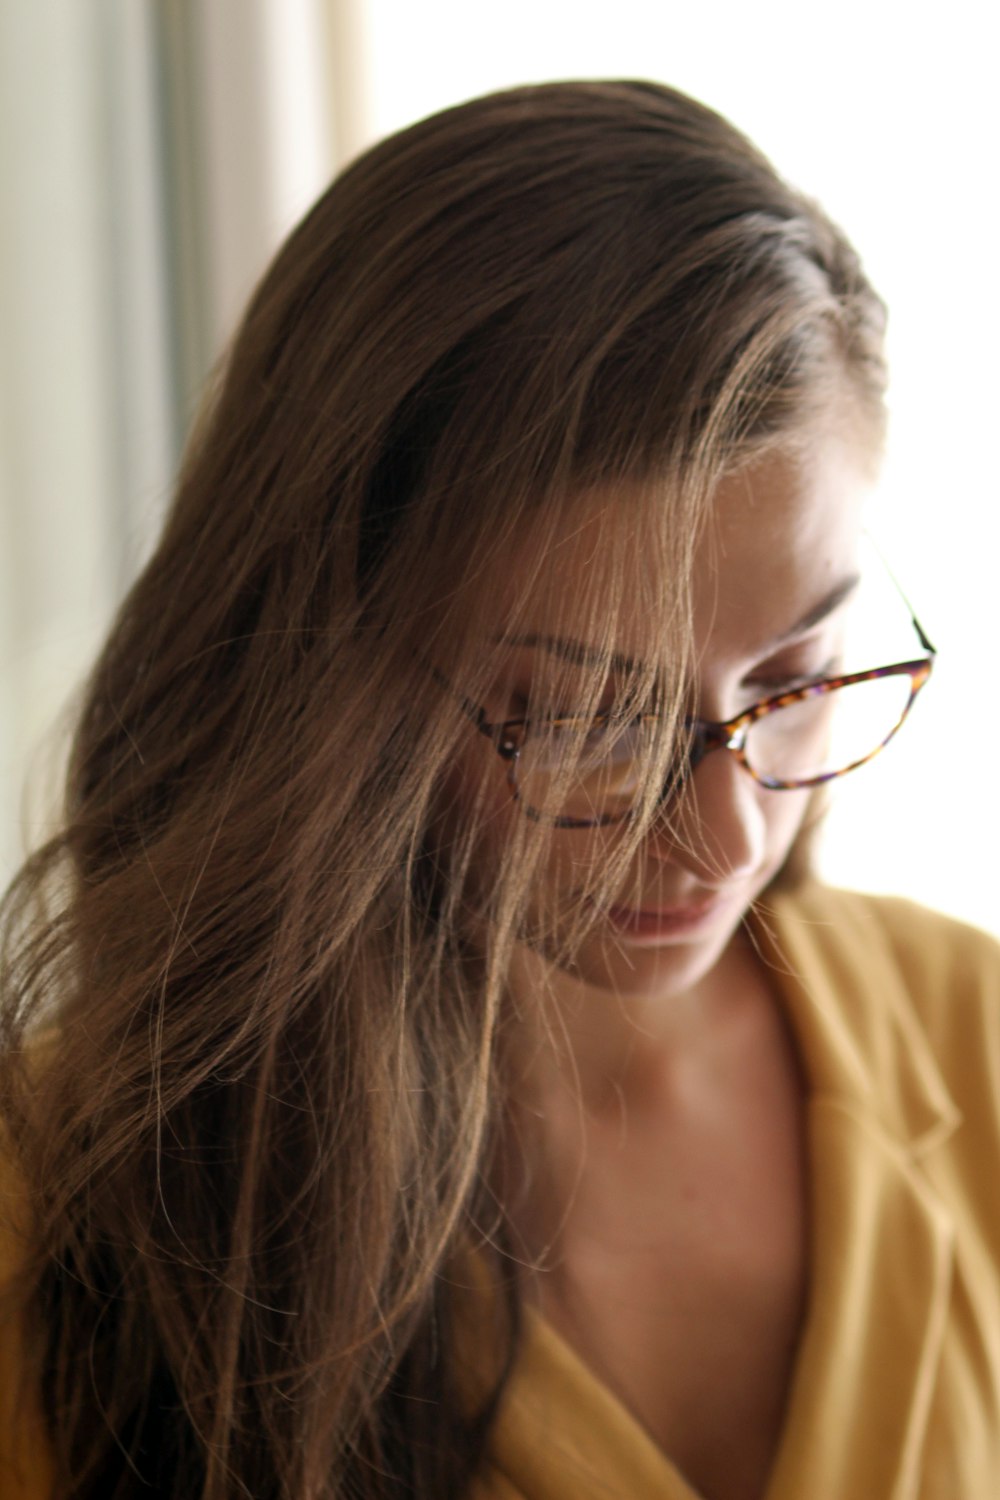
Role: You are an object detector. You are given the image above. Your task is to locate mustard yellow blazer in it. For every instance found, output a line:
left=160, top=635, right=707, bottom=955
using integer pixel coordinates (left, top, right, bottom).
left=463, top=885, right=1000, bottom=1499
left=3, top=884, right=1000, bottom=1499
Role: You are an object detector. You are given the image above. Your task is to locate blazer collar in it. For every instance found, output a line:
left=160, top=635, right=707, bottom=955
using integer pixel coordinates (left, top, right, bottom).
left=458, top=884, right=962, bottom=1500
left=756, top=884, right=959, bottom=1500
left=752, top=883, right=962, bottom=1156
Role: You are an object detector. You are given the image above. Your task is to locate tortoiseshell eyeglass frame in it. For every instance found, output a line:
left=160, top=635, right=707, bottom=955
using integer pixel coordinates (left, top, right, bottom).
left=452, top=610, right=937, bottom=829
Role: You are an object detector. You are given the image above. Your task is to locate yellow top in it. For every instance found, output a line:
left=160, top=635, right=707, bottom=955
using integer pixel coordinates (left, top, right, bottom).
left=2, top=884, right=1000, bottom=1499
left=463, top=885, right=1000, bottom=1500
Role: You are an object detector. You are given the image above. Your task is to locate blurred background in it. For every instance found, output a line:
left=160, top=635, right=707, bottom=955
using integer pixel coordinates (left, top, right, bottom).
left=1, top=0, right=997, bottom=933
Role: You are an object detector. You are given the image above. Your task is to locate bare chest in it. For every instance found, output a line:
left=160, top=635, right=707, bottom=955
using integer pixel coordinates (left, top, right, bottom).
left=519, top=992, right=809, bottom=1500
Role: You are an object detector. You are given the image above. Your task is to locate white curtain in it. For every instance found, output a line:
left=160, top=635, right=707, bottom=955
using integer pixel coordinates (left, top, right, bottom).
left=0, top=0, right=364, bottom=881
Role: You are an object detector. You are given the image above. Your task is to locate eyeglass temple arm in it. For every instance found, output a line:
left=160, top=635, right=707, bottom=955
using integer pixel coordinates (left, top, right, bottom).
left=912, top=613, right=937, bottom=657
left=431, top=666, right=521, bottom=752
left=864, top=531, right=937, bottom=657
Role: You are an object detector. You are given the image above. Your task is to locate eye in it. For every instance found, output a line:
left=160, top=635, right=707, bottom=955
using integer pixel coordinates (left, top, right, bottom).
left=520, top=712, right=639, bottom=771
left=530, top=713, right=614, bottom=745
left=514, top=686, right=620, bottom=728
left=744, top=655, right=842, bottom=698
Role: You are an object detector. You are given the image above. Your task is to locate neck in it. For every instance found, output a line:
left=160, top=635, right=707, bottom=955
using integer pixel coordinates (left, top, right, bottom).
left=500, top=928, right=759, bottom=1116
left=490, top=922, right=804, bottom=1281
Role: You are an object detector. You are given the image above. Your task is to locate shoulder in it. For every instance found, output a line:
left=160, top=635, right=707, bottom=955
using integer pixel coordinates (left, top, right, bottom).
left=765, top=881, right=1000, bottom=1154
left=0, top=1323, right=51, bottom=1500
left=0, top=1148, right=54, bottom=1500
left=773, top=881, right=1000, bottom=1034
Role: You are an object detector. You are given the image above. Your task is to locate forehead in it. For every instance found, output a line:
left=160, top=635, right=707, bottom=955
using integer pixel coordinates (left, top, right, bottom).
left=494, top=433, right=872, bottom=666
left=693, top=438, right=870, bottom=660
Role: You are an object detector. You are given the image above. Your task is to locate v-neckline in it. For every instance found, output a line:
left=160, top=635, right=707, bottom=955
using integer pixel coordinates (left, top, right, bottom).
left=466, top=885, right=959, bottom=1500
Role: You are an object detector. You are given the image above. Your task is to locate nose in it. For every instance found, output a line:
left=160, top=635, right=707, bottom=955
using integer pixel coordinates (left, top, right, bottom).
left=650, top=746, right=766, bottom=885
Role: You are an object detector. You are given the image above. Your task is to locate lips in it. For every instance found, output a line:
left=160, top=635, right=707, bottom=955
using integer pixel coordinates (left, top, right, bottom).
left=603, top=894, right=726, bottom=940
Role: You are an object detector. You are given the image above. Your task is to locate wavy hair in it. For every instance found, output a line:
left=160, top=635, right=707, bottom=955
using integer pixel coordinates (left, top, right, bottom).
left=0, top=80, right=885, bottom=1499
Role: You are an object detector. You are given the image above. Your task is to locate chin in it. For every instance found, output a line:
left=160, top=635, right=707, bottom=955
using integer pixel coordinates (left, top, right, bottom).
left=568, top=914, right=743, bottom=1001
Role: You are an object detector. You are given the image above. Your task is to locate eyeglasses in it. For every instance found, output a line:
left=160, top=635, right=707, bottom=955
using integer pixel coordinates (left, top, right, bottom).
left=453, top=610, right=936, bottom=830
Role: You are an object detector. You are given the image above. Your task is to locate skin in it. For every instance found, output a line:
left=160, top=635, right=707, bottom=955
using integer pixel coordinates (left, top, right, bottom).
left=458, top=429, right=870, bottom=1085
left=445, top=425, right=874, bottom=1500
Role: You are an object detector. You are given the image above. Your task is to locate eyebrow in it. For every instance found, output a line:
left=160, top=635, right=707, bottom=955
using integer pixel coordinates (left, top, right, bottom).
left=497, top=573, right=862, bottom=669
left=493, top=633, right=638, bottom=673
left=766, top=572, right=861, bottom=647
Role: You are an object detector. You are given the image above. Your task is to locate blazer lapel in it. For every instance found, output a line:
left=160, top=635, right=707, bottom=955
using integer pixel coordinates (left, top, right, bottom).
left=758, top=888, right=960, bottom=1500
left=459, top=884, right=962, bottom=1500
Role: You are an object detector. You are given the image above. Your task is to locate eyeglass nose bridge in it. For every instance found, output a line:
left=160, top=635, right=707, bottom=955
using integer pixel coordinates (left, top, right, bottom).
left=659, top=716, right=750, bottom=803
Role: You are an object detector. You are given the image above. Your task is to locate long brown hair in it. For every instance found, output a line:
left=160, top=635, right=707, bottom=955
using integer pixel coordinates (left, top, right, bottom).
left=0, top=81, right=885, bottom=1498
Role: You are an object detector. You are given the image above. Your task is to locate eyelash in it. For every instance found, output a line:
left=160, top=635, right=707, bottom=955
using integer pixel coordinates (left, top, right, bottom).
left=745, top=656, right=841, bottom=696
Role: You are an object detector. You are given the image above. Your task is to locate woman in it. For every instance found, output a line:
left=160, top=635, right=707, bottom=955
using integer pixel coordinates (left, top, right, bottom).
left=1, top=79, right=998, bottom=1500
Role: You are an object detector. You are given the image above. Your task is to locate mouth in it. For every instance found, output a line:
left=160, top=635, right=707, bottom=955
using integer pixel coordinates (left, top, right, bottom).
left=603, top=894, right=730, bottom=942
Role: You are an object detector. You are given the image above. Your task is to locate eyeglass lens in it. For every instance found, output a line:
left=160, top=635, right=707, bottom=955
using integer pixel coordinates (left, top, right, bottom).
left=512, top=670, right=917, bottom=823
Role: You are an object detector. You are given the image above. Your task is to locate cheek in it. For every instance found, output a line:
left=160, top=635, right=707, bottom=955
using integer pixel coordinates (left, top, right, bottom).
left=429, top=746, right=559, bottom=919
left=427, top=753, right=510, bottom=894
left=434, top=737, right=627, bottom=897
left=756, top=783, right=818, bottom=884
left=770, top=783, right=826, bottom=863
